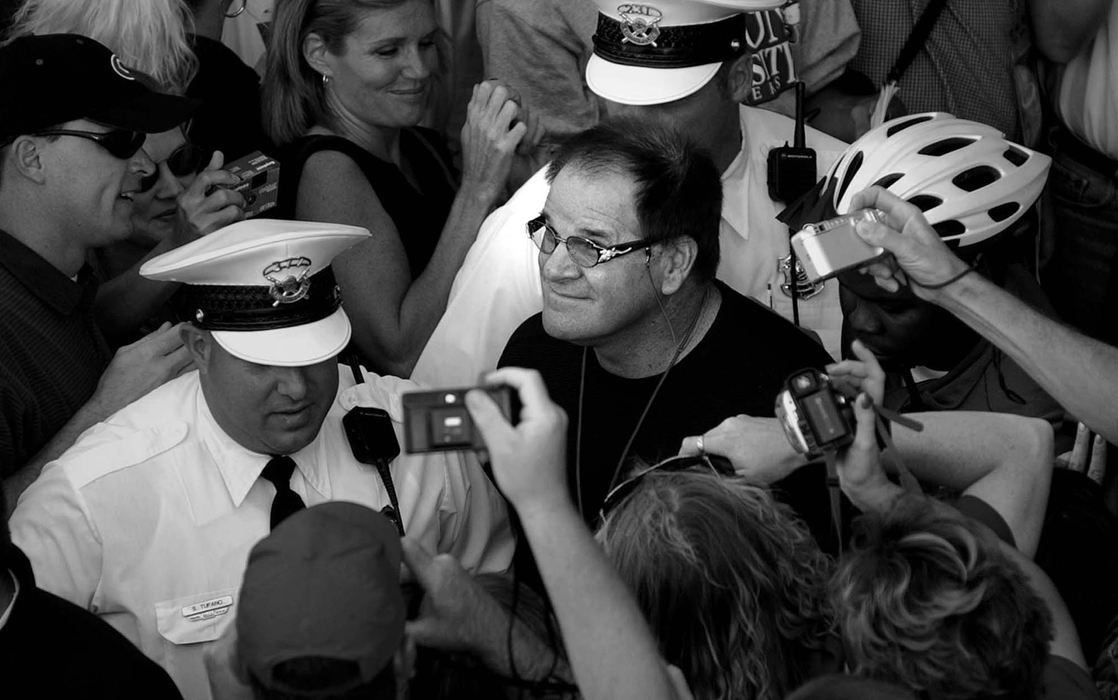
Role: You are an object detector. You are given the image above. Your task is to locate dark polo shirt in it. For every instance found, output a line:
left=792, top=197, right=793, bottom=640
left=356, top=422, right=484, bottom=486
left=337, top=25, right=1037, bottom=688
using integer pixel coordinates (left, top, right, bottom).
left=0, top=229, right=111, bottom=475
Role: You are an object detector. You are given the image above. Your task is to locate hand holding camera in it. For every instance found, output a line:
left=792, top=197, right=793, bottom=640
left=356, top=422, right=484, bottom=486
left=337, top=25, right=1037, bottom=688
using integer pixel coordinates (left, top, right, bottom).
left=173, top=149, right=245, bottom=245
left=463, top=368, right=570, bottom=516
left=846, top=186, right=974, bottom=299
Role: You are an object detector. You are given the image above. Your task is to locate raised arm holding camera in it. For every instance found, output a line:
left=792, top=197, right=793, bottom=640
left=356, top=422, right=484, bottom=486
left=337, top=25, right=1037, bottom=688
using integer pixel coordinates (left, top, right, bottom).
left=680, top=339, right=1053, bottom=557
left=848, top=185, right=1118, bottom=446
left=463, top=367, right=690, bottom=700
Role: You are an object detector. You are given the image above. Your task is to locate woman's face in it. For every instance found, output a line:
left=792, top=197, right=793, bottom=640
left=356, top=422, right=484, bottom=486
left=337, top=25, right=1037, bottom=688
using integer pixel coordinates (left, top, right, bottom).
left=322, top=0, right=440, bottom=130
left=131, top=127, right=195, bottom=246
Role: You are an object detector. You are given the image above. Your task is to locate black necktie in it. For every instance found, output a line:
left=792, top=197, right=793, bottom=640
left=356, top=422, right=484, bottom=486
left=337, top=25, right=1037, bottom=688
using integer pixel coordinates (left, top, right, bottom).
left=261, top=455, right=306, bottom=529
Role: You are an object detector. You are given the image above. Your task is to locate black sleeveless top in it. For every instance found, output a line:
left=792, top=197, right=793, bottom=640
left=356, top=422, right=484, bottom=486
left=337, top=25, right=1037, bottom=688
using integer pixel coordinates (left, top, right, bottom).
left=275, top=128, right=458, bottom=277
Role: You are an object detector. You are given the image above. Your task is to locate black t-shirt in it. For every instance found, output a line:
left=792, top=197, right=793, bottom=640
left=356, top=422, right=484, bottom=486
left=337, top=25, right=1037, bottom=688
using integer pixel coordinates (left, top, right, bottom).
left=1, top=545, right=182, bottom=699
left=500, top=281, right=834, bottom=535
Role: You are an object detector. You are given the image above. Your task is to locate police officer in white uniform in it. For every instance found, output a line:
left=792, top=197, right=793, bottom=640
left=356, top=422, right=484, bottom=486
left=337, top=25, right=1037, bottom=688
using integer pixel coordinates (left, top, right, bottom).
left=10, top=219, right=513, bottom=700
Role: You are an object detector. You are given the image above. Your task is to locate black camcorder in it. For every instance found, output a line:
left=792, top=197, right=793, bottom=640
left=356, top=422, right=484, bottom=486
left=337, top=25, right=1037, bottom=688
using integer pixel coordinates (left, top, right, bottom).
left=775, top=368, right=855, bottom=459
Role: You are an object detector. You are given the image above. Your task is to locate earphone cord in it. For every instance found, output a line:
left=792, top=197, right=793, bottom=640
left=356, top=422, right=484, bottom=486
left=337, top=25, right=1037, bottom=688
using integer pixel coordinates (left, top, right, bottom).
left=575, top=283, right=709, bottom=519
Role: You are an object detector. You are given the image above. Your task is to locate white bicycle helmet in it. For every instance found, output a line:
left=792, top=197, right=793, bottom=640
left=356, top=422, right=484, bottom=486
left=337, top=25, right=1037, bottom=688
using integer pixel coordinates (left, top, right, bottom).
left=827, top=112, right=1051, bottom=248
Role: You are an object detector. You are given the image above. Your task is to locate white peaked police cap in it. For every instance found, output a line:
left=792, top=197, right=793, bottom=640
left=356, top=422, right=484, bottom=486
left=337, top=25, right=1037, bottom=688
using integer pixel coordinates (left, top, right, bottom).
left=586, top=0, right=784, bottom=106
left=140, top=219, right=371, bottom=367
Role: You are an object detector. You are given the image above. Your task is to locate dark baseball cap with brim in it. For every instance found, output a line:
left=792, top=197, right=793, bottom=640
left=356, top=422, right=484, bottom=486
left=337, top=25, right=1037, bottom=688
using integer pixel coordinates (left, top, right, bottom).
left=0, top=33, right=197, bottom=143
left=237, top=503, right=406, bottom=693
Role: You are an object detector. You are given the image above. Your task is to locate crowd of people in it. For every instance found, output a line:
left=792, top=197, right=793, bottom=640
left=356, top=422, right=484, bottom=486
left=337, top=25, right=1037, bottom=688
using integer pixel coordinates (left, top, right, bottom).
left=0, top=0, right=1116, bottom=698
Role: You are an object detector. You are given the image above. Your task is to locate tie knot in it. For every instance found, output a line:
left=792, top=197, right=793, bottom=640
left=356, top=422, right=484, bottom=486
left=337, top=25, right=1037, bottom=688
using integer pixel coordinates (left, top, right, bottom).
left=262, top=455, right=297, bottom=488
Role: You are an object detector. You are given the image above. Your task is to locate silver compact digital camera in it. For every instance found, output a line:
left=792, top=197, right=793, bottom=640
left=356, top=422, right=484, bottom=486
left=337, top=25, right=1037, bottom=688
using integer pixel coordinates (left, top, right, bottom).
left=791, top=208, right=887, bottom=283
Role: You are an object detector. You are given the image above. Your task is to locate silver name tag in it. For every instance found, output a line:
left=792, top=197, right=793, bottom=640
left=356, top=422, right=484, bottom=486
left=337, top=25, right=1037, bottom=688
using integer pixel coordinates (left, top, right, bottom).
left=181, top=595, right=234, bottom=621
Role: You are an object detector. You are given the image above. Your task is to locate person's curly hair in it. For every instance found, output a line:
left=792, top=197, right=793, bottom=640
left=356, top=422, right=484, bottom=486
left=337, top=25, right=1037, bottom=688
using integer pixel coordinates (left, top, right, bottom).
left=832, top=495, right=1053, bottom=699
left=596, top=471, right=834, bottom=700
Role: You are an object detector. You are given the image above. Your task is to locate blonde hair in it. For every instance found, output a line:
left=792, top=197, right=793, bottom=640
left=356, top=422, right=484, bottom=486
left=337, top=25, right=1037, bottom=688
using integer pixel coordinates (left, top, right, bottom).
left=833, top=495, right=1053, bottom=699
left=5, top=0, right=197, bottom=93
left=261, top=0, right=444, bottom=147
left=597, top=471, right=834, bottom=700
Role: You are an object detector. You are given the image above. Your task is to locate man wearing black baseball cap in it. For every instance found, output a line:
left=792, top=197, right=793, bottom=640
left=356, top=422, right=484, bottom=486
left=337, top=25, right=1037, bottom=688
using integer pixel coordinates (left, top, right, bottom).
left=0, top=34, right=199, bottom=508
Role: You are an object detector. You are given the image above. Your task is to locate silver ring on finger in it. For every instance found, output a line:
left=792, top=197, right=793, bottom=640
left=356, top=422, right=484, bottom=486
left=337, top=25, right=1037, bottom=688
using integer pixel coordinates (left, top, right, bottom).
left=696, top=435, right=705, bottom=454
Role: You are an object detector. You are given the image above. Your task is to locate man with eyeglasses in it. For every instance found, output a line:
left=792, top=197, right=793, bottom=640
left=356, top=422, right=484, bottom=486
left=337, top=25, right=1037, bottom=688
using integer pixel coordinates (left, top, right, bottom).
left=411, top=0, right=850, bottom=389
left=497, top=117, right=833, bottom=578
left=0, top=34, right=200, bottom=508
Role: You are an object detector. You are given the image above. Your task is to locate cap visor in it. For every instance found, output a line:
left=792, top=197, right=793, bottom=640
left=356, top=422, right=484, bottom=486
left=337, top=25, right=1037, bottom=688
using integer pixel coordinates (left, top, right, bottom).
left=212, top=308, right=351, bottom=367
left=90, top=92, right=199, bottom=134
left=586, top=54, right=721, bottom=106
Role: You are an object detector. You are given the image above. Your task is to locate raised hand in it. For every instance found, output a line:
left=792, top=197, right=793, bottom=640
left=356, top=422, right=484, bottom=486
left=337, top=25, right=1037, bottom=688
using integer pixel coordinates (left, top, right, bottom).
left=173, top=150, right=245, bottom=244
left=849, top=186, right=972, bottom=299
left=90, top=322, right=194, bottom=419
left=459, top=80, right=530, bottom=203
left=466, top=367, right=568, bottom=513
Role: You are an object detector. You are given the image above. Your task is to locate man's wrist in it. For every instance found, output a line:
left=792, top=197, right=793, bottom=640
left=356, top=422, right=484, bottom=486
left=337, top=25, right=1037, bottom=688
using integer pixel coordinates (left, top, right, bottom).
left=929, top=265, right=989, bottom=309
left=514, top=491, right=576, bottom=528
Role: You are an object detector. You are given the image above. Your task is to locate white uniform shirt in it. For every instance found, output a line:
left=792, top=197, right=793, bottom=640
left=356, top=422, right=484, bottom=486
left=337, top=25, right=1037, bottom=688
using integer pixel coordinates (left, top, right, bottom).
left=10, top=369, right=513, bottom=700
left=411, top=105, right=848, bottom=388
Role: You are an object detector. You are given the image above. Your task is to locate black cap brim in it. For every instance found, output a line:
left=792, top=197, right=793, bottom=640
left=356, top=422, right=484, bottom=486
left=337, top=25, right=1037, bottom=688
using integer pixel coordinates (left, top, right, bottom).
left=87, top=90, right=199, bottom=134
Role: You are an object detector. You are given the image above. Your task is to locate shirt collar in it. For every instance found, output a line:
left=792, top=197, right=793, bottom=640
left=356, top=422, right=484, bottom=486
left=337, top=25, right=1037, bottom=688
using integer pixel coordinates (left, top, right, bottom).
left=0, top=228, right=96, bottom=314
left=720, top=144, right=750, bottom=242
left=195, top=383, right=333, bottom=510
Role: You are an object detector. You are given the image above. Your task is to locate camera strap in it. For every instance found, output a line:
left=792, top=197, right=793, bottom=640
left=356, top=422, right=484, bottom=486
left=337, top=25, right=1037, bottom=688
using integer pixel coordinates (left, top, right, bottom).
left=344, top=352, right=406, bottom=536
left=870, top=0, right=950, bottom=127
left=823, top=451, right=844, bottom=554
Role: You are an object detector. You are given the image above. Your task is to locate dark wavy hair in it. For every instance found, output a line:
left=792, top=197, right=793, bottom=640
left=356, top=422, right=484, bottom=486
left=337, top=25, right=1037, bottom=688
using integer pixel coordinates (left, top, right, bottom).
left=545, top=116, right=722, bottom=282
left=832, top=495, right=1053, bottom=699
left=596, top=471, right=833, bottom=700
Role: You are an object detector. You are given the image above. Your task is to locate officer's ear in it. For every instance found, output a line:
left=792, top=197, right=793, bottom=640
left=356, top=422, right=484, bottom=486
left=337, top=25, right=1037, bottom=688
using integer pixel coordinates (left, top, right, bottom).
left=723, top=53, right=754, bottom=104
left=652, top=235, right=698, bottom=296
left=181, top=324, right=213, bottom=374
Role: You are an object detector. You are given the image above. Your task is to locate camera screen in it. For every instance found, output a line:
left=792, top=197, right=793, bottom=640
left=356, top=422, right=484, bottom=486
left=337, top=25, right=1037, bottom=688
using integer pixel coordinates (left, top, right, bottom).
left=803, top=393, right=846, bottom=442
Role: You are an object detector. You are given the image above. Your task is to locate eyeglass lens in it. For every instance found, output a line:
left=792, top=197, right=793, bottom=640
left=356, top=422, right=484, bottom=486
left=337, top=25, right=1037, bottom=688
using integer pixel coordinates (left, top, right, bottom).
left=529, top=219, right=600, bottom=267
left=139, top=144, right=211, bottom=193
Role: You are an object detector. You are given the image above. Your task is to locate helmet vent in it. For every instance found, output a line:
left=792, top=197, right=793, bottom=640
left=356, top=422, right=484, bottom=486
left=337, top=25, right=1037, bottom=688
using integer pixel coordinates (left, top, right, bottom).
left=932, top=220, right=966, bottom=238
left=952, top=166, right=1000, bottom=192
left=1003, top=147, right=1029, bottom=166
left=919, top=137, right=976, bottom=156
left=873, top=173, right=903, bottom=189
left=908, top=195, right=943, bottom=212
left=989, top=202, right=1020, bottom=222
left=886, top=114, right=935, bottom=137
left=836, top=151, right=864, bottom=206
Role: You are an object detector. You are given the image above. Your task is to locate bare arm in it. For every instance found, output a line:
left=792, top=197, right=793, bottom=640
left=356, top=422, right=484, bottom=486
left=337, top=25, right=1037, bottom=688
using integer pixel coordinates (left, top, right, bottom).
left=468, top=368, right=683, bottom=700
left=891, top=411, right=1053, bottom=557
left=683, top=340, right=1053, bottom=555
left=298, top=83, right=525, bottom=377
left=850, top=186, right=1118, bottom=446
left=1029, top=0, right=1113, bottom=62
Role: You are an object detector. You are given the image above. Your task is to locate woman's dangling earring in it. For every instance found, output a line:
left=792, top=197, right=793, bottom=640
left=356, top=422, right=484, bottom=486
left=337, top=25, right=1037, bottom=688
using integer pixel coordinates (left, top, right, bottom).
left=321, top=74, right=330, bottom=87
left=225, top=0, right=247, bottom=19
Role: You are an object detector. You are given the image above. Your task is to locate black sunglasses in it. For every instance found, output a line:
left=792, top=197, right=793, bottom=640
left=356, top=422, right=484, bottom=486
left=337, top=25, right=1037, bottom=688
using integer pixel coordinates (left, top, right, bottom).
left=598, top=453, right=735, bottom=522
left=32, top=128, right=146, bottom=159
left=139, top=143, right=212, bottom=193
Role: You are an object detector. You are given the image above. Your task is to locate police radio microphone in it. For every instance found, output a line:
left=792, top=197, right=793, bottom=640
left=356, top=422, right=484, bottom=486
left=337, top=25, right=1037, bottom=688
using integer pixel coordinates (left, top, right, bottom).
left=767, top=81, right=816, bottom=203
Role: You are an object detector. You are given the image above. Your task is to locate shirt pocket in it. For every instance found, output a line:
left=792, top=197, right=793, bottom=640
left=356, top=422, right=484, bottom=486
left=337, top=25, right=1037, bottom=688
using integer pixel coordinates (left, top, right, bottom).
left=155, top=588, right=237, bottom=646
